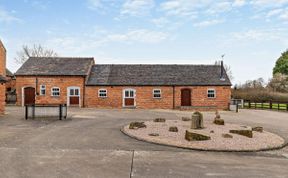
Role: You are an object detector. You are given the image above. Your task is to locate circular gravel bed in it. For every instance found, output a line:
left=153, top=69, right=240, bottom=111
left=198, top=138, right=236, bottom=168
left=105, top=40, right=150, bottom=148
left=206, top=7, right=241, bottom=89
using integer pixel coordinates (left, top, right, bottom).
left=122, top=120, right=285, bottom=152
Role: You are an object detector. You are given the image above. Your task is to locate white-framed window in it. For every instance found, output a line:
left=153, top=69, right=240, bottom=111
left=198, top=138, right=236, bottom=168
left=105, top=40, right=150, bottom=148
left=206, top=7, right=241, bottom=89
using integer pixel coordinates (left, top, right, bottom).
left=98, top=89, right=107, bottom=98
left=153, top=89, right=161, bottom=98
left=69, top=88, right=79, bottom=96
left=207, top=89, right=216, bottom=98
left=51, top=87, right=60, bottom=96
left=40, top=85, right=46, bottom=96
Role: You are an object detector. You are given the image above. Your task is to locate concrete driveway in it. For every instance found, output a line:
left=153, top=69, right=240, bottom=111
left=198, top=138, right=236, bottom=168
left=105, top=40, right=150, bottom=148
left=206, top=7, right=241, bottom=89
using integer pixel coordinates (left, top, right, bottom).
left=0, top=106, right=287, bottom=178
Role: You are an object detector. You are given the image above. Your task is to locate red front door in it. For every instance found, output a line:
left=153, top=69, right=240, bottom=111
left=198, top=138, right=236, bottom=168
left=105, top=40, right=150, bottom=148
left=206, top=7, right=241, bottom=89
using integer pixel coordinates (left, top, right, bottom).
left=24, top=87, right=35, bottom=105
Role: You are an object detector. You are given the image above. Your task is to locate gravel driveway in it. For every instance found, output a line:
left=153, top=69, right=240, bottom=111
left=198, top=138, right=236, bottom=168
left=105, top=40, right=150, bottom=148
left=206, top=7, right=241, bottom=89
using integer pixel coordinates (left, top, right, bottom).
left=0, top=106, right=287, bottom=178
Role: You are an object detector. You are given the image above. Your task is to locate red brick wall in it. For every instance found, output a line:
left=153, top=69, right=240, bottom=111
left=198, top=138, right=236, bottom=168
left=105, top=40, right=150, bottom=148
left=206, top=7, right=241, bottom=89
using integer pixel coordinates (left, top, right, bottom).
left=0, top=84, right=5, bottom=114
left=15, top=76, right=86, bottom=107
left=0, top=41, right=6, bottom=76
left=0, top=40, right=6, bottom=114
left=85, top=86, right=231, bottom=110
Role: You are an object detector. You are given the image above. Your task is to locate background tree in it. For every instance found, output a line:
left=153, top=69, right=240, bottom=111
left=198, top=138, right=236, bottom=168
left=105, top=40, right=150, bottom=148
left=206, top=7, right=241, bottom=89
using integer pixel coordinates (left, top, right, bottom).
left=267, top=73, right=288, bottom=92
left=15, top=44, right=58, bottom=64
left=214, top=60, right=234, bottom=81
left=273, top=49, right=288, bottom=75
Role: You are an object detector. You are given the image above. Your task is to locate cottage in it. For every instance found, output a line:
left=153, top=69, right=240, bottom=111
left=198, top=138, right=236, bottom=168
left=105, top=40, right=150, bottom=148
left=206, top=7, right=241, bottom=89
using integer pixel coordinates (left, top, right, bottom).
left=15, top=57, right=231, bottom=110
left=15, top=57, right=94, bottom=107
left=85, top=64, right=231, bottom=110
left=0, top=40, right=7, bottom=114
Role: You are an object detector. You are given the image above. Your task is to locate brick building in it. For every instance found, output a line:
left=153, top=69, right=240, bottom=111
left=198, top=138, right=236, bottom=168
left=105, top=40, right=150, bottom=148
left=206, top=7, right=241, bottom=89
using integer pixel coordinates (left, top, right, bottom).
left=0, top=40, right=7, bottom=114
left=15, top=57, right=94, bottom=107
left=15, top=57, right=231, bottom=110
left=85, top=64, right=231, bottom=110
left=5, top=69, right=16, bottom=92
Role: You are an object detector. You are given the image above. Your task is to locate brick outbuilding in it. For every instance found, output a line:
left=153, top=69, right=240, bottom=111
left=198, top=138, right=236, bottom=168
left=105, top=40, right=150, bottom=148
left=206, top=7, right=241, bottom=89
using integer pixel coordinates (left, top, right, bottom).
left=0, top=40, right=7, bottom=115
left=15, top=57, right=94, bottom=107
left=85, top=64, right=231, bottom=110
left=15, top=57, right=232, bottom=110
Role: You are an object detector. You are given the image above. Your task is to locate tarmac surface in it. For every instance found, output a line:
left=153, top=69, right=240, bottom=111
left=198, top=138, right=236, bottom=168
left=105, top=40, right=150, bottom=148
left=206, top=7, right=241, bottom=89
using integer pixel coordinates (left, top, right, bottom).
left=0, top=106, right=287, bottom=178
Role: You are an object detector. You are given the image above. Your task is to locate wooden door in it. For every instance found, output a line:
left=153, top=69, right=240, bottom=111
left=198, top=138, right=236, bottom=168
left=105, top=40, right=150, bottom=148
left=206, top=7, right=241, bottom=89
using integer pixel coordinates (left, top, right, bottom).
left=24, top=87, right=35, bottom=105
left=181, top=89, right=191, bottom=106
left=69, top=88, right=80, bottom=105
left=70, top=97, right=79, bottom=105
left=124, top=89, right=135, bottom=107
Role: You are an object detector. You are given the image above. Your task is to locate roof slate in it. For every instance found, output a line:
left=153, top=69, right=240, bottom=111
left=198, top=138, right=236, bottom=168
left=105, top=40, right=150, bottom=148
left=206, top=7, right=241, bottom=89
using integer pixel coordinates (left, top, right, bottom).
left=86, top=64, right=232, bottom=86
left=15, top=57, right=94, bottom=76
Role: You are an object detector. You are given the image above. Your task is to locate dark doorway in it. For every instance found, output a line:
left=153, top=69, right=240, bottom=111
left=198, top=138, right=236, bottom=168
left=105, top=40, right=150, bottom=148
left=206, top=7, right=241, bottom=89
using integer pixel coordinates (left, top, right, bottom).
left=24, top=87, right=35, bottom=105
left=181, top=89, right=191, bottom=106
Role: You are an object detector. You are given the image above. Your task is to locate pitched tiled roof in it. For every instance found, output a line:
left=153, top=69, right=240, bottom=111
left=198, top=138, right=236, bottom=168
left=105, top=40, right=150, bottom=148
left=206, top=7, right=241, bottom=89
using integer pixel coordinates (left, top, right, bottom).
left=86, top=64, right=232, bottom=86
left=15, top=57, right=94, bottom=76
left=0, top=75, right=6, bottom=83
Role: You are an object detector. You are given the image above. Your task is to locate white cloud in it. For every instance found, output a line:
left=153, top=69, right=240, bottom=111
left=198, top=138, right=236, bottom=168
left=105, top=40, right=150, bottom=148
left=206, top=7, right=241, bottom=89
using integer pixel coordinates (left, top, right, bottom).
left=87, top=0, right=103, bottom=10
left=233, top=0, right=246, bottom=7
left=159, top=0, right=244, bottom=19
left=120, top=0, right=155, bottom=16
left=230, top=28, right=288, bottom=42
left=279, top=9, right=288, bottom=20
left=106, top=29, right=168, bottom=43
left=193, top=19, right=225, bottom=27
left=206, top=2, right=232, bottom=14
left=151, top=17, right=170, bottom=27
left=45, top=29, right=169, bottom=55
left=87, top=0, right=119, bottom=12
left=0, top=8, right=21, bottom=23
left=266, top=8, right=283, bottom=17
left=250, top=0, right=288, bottom=10
left=160, top=0, right=207, bottom=18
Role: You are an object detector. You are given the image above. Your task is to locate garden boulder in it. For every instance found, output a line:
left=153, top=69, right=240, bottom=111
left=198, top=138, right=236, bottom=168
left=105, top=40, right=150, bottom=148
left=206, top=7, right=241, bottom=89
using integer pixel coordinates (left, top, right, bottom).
left=185, top=130, right=210, bottom=141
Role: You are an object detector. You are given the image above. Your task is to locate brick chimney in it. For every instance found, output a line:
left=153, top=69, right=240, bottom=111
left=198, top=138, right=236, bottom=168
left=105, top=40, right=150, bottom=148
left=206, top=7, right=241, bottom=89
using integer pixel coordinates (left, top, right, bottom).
left=0, top=40, right=6, bottom=76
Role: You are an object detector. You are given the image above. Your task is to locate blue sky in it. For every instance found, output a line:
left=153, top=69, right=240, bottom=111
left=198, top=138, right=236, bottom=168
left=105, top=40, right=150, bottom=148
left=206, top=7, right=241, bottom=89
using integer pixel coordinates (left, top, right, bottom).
left=0, top=0, right=288, bottom=85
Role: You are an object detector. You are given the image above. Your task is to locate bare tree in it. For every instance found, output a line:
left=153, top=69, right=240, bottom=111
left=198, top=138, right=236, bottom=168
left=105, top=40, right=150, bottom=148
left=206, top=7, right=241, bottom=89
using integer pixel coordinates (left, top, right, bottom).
left=214, top=60, right=234, bottom=82
left=267, top=73, right=288, bottom=92
left=15, top=44, right=58, bottom=64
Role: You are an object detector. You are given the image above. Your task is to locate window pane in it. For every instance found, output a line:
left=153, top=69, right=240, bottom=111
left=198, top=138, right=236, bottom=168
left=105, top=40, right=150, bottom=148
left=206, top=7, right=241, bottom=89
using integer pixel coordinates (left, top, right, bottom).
left=75, top=89, right=79, bottom=96
left=70, top=89, right=74, bottom=96
left=99, top=89, right=107, bottom=97
left=125, top=91, right=129, bottom=97
left=130, top=91, right=134, bottom=97
left=208, top=90, right=215, bottom=98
